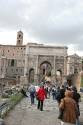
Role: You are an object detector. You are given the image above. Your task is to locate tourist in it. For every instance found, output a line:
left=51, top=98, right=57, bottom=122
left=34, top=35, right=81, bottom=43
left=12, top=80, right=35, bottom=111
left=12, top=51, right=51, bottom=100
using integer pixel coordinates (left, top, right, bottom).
left=59, top=90, right=78, bottom=125
left=66, top=79, right=72, bottom=88
left=28, top=84, right=36, bottom=105
left=21, top=87, right=28, bottom=97
left=56, top=85, right=65, bottom=119
left=36, top=85, right=47, bottom=111
left=52, top=86, right=56, bottom=100
left=71, top=86, right=81, bottom=125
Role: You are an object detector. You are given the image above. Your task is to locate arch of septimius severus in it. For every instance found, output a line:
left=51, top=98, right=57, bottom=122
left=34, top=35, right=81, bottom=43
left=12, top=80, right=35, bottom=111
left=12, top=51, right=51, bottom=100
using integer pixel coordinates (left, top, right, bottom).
left=0, top=31, right=82, bottom=88
left=24, top=43, right=67, bottom=85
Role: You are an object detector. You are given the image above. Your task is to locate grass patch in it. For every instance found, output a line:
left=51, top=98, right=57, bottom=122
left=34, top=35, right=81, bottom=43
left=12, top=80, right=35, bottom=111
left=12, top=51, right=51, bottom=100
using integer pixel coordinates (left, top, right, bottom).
left=0, top=92, right=24, bottom=118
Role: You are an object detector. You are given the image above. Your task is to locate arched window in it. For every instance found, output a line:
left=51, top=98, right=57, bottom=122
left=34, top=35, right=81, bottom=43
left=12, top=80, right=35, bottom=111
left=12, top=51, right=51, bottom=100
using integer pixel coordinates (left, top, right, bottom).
left=11, top=59, right=14, bottom=66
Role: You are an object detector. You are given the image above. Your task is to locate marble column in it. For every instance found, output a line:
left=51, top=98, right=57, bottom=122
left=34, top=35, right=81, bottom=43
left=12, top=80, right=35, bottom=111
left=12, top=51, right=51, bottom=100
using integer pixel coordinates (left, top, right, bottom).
left=52, top=56, right=56, bottom=82
left=63, top=56, right=67, bottom=84
left=34, top=55, right=39, bottom=84
left=64, top=56, right=67, bottom=76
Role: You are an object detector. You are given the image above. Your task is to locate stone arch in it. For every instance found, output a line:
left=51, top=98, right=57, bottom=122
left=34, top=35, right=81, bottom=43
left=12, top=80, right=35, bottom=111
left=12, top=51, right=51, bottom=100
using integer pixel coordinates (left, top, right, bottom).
left=39, top=61, right=52, bottom=82
left=29, top=68, right=34, bottom=83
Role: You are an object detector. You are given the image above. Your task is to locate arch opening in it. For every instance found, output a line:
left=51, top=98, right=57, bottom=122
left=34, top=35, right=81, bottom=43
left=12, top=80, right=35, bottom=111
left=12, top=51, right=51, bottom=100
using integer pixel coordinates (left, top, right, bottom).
left=29, top=68, right=34, bottom=83
left=39, top=61, right=52, bottom=82
left=56, top=69, right=62, bottom=86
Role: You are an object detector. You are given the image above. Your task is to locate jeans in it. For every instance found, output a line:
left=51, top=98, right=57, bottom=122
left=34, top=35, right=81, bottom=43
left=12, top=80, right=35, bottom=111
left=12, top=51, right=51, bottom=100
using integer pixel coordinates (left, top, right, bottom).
left=30, top=93, right=35, bottom=105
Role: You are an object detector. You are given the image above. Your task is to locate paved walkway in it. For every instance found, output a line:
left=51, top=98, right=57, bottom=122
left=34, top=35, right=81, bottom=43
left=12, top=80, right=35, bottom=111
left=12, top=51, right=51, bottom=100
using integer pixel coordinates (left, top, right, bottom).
left=5, top=96, right=83, bottom=125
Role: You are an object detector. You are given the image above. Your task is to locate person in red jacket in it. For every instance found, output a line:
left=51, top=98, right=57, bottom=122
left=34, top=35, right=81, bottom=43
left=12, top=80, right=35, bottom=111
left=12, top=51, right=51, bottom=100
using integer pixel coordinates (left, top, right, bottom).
left=37, top=85, right=47, bottom=111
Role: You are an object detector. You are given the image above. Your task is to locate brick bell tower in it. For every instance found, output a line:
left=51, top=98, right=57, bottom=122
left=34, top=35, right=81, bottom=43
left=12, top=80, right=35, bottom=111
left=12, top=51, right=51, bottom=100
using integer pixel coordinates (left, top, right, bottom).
left=16, top=31, right=23, bottom=46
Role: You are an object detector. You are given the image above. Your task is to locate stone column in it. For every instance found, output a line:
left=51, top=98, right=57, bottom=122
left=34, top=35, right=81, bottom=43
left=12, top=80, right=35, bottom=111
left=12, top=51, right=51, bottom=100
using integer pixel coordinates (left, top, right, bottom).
left=67, top=57, right=70, bottom=75
left=34, top=55, right=38, bottom=84
left=24, top=45, right=29, bottom=85
left=52, top=56, right=56, bottom=82
left=54, top=56, right=56, bottom=74
left=64, top=56, right=67, bottom=76
left=63, top=56, right=67, bottom=83
left=0, top=56, right=7, bottom=78
left=24, top=47, right=28, bottom=76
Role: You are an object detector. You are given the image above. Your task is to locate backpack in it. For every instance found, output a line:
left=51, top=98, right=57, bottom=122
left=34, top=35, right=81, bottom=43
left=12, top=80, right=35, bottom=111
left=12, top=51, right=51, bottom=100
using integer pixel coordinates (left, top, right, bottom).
left=29, top=87, right=35, bottom=94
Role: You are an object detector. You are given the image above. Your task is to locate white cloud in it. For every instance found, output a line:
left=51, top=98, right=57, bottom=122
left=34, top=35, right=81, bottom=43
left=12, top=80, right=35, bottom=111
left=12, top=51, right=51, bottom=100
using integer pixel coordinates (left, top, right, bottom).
left=0, top=0, right=83, bottom=56
left=67, top=44, right=78, bottom=55
left=0, top=30, right=16, bottom=45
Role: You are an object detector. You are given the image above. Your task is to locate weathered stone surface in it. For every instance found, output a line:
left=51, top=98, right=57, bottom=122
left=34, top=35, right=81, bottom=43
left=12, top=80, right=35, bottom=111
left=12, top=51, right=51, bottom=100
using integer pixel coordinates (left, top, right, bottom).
left=4, top=96, right=83, bottom=125
left=5, top=97, right=60, bottom=125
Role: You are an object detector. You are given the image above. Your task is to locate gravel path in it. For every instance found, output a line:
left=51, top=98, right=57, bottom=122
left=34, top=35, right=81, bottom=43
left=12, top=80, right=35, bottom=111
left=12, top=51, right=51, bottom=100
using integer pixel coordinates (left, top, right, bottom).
left=5, top=96, right=83, bottom=125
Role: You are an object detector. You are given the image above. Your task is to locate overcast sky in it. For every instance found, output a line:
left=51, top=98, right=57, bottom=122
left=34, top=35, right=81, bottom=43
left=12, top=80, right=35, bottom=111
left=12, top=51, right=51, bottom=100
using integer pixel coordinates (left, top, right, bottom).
left=0, top=0, right=83, bottom=56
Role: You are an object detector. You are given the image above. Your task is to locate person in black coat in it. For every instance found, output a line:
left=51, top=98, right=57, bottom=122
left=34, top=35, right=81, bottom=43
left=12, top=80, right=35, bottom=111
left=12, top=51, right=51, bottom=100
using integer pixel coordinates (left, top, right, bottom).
left=21, top=88, right=28, bottom=97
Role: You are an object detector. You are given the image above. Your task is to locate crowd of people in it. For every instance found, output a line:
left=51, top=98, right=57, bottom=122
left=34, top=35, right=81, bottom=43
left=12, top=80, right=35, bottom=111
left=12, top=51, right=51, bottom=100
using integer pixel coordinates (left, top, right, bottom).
left=21, top=79, right=81, bottom=125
